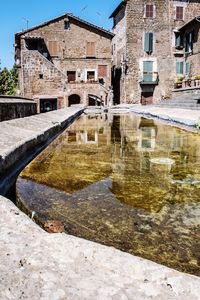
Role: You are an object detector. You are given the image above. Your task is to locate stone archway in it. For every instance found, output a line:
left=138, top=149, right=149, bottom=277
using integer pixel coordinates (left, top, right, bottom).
left=68, top=94, right=81, bottom=107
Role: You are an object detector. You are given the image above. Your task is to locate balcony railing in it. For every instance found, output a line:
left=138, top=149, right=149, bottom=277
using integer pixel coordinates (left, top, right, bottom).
left=174, top=78, right=200, bottom=89
left=140, top=72, right=159, bottom=85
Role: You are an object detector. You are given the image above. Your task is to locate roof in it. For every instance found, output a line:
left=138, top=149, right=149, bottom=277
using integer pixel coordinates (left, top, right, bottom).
left=15, top=13, right=114, bottom=39
left=109, top=1, right=126, bottom=19
left=179, top=16, right=200, bottom=32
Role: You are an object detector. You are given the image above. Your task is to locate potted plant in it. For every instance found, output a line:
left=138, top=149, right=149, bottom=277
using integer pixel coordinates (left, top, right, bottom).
left=194, top=74, right=200, bottom=86
left=174, top=75, right=184, bottom=89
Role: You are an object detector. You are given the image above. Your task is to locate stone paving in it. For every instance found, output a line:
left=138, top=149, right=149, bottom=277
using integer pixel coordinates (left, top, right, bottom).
left=0, top=106, right=200, bottom=299
left=111, top=105, right=200, bottom=127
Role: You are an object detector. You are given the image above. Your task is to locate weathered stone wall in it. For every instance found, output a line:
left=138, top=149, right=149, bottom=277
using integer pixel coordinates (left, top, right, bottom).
left=17, top=16, right=112, bottom=108
left=20, top=50, right=67, bottom=99
left=0, top=97, right=37, bottom=122
left=112, top=0, right=200, bottom=104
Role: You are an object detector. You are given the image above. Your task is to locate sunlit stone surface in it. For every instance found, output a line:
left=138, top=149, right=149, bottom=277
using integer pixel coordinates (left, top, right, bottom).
left=17, top=113, right=200, bottom=276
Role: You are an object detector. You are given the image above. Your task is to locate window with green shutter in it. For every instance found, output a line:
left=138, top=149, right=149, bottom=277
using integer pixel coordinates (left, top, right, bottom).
left=176, top=61, right=184, bottom=75
left=185, top=32, right=193, bottom=53
left=185, top=62, right=190, bottom=75
left=175, top=32, right=183, bottom=49
left=143, top=61, right=153, bottom=82
left=144, top=32, right=153, bottom=54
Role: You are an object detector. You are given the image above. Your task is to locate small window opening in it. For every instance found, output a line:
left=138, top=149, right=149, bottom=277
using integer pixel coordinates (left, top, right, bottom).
left=39, top=74, right=43, bottom=79
left=87, top=71, right=95, bottom=82
left=67, top=71, right=76, bottom=82
left=145, top=4, right=154, bottom=18
left=176, top=6, right=184, bottom=21
left=64, top=20, right=70, bottom=30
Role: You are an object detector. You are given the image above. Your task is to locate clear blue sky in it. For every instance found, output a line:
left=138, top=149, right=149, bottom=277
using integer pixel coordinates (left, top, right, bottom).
left=1, top=0, right=119, bottom=70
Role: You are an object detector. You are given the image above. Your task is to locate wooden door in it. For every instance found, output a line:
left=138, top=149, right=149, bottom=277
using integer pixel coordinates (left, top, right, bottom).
left=141, top=92, right=153, bottom=105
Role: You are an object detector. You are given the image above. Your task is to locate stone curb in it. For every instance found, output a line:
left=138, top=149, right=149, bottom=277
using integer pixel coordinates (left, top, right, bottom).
left=0, top=107, right=84, bottom=194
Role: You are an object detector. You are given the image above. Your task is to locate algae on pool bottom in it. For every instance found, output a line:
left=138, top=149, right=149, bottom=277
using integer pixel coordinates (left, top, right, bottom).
left=17, top=113, right=200, bottom=276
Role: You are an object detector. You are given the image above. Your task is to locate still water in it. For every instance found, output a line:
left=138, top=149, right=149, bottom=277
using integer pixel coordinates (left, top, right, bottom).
left=17, top=113, right=200, bottom=275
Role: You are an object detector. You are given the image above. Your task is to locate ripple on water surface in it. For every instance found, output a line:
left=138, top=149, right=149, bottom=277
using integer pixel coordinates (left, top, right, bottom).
left=17, top=114, right=200, bottom=276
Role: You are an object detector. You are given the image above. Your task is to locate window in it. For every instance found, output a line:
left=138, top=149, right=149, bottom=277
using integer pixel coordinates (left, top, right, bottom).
left=87, top=71, right=95, bottom=81
left=176, top=6, right=184, bottom=20
left=175, top=32, right=183, bottom=49
left=145, top=4, right=154, bottom=18
left=144, top=32, right=154, bottom=54
left=185, top=62, right=190, bottom=75
left=48, top=41, right=59, bottom=56
left=67, top=71, right=76, bottom=82
left=98, top=65, right=107, bottom=78
left=64, top=20, right=70, bottom=30
left=185, top=32, right=193, bottom=53
left=39, top=74, right=43, bottom=79
left=176, top=61, right=184, bottom=75
left=86, top=42, right=96, bottom=58
left=143, top=61, right=154, bottom=82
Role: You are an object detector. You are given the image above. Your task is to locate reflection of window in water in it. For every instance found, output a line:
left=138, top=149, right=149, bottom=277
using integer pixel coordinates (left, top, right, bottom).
left=173, top=135, right=183, bottom=151
left=99, top=128, right=104, bottom=134
left=67, top=131, right=77, bottom=142
left=138, top=128, right=156, bottom=151
left=86, top=131, right=98, bottom=144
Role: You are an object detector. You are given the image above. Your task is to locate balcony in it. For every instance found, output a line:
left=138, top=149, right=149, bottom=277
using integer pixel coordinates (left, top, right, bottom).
left=139, top=72, right=159, bottom=85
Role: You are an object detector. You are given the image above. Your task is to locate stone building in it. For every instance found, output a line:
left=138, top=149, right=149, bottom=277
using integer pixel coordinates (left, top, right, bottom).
left=15, top=13, right=113, bottom=112
left=173, top=17, right=200, bottom=92
left=110, top=0, right=200, bottom=104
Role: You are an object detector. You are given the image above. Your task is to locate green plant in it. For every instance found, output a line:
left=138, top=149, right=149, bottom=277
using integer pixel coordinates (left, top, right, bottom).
left=194, top=74, right=200, bottom=80
left=175, top=75, right=184, bottom=83
left=0, top=64, right=18, bottom=96
left=195, top=117, right=200, bottom=129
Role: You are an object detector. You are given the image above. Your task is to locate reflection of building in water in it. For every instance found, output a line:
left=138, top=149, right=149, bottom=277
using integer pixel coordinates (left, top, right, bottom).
left=21, top=113, right=200, bottom=211
left=138, top=118, right=157, bottom=152
left=67, top=130, right=99, bottom=145
left=66, top=113, right=112, bottom=146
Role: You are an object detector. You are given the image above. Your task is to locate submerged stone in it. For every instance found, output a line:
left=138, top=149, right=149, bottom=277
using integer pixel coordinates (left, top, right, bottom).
left=16, top=114, right=200, bottom=276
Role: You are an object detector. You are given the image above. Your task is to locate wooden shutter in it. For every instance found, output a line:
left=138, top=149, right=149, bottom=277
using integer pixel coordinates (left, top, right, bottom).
left=145, top=4, right=154, bottom=18
left=144, top=33, right=153, bottom=53
left=98, top=65, right=107, bottom=77
left=86, top=42, right=95, bottom=57
left=48, top=41, right=59, bottom=56
left=176, top=6, right=183, bottom=20
left=143, top=61, right=153, bottom=82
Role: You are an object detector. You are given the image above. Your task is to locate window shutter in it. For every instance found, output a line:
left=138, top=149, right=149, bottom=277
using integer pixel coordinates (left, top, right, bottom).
left=175, top=33, right=183, bottom=49
left=86, top=42, right=95, bottom=57
left=98, top=65, right=107, bottom=77
left=48, top=41, right=58, bottom=56
left=176, top=6, right=183, bottom=20
left=144, top=32, right=153, bottom=53
left=185, top=32, right=193, bottom=53
left=186, top=62, right=190, bottom=75
left=176, top=61, right=184, bottom=74
left=143, top=61, right=153, bottom=82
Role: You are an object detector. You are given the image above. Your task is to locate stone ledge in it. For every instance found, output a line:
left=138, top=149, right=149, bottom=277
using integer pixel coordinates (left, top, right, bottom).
left=0, top=107, right=84, bottom=194
left=0, top=195, right=199, bottom=300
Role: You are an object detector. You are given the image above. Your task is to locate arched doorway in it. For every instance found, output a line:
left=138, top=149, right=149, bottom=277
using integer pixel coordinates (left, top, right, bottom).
left=88, top=95, right=102, bottom=106
left=68, top=94, right=81, bottom=107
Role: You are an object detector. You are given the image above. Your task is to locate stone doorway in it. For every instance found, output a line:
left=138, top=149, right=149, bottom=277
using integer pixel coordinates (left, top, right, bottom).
left=68, top=94, right=81, bottom=106
left=40, top=98, right=57, bottom=113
